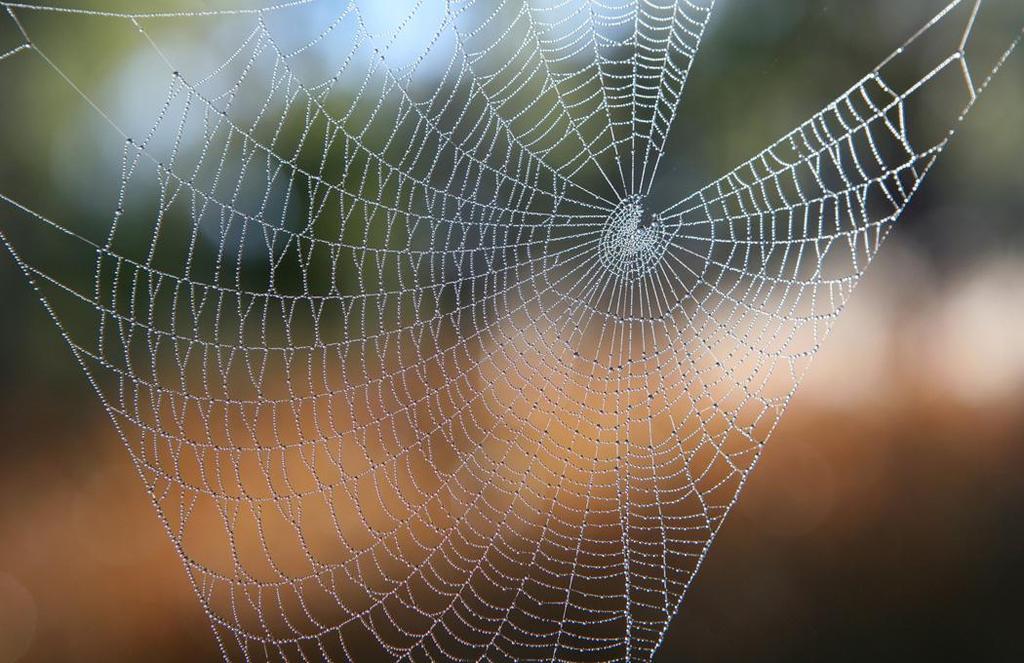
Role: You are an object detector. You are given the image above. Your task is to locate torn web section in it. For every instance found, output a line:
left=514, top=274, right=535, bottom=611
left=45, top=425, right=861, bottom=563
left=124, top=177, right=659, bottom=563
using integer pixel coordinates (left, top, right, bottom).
left=445, top=0, right=627, bottom=204
left=628, top=0, right=716, bottom=195
left=521, top=0, right=718, bottom=198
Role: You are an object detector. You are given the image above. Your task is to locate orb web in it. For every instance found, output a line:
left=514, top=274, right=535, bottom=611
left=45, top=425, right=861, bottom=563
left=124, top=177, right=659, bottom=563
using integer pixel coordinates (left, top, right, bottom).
left=0, top=0, right=1020, bottom=660
left=598, top=196, right=667, bottom=280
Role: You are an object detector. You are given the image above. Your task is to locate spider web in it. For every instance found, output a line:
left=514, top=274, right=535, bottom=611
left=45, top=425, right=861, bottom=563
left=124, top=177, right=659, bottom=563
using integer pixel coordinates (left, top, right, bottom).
left=0, top=0, right=1020, bottom=660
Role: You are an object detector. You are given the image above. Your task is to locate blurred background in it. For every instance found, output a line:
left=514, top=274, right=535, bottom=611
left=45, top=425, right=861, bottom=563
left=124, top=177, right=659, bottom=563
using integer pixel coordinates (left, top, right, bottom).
left=0, top=0, right=1022, bottom=660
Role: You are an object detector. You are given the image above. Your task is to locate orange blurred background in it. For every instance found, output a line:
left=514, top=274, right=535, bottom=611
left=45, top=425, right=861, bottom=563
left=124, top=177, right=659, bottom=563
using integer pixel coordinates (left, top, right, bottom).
left=1, top=0, right=1023, bottom=660
left=2, top=240, right=1023, bottom=661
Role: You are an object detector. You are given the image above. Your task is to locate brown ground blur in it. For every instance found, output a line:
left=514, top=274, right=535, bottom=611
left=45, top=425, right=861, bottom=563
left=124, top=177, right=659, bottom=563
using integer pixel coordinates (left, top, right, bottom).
left=1, top=245, right=1022, bottom=662
left=1, top=1, right=1022, bottom=658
